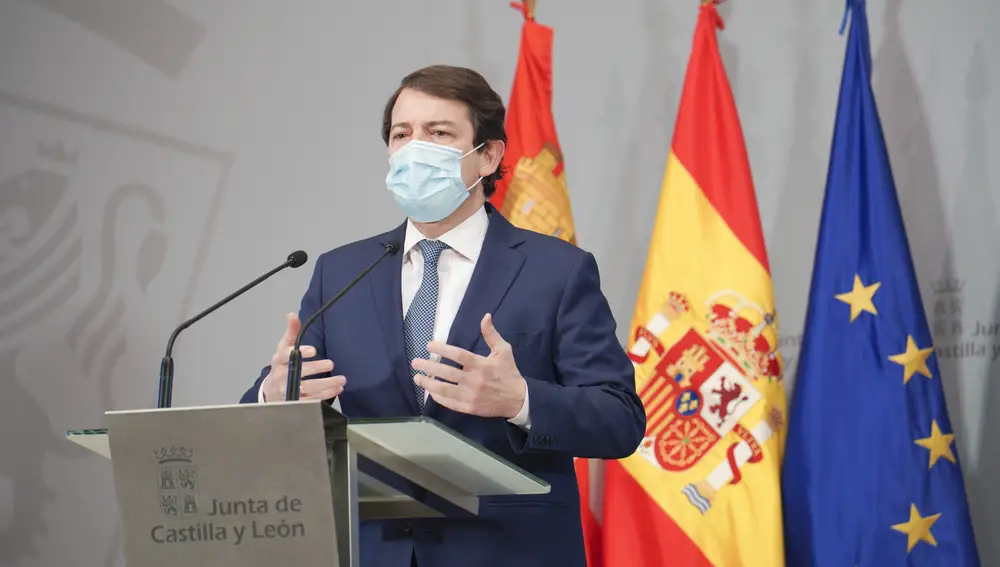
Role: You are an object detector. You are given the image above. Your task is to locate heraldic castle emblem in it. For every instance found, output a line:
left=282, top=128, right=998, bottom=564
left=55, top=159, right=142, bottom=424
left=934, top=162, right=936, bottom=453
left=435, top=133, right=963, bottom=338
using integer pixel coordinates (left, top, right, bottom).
left=500, top=142, right=575, bottom=244
left=156, top=446, right=200, bottom=519
left=627, top=290, right=785, bottom=514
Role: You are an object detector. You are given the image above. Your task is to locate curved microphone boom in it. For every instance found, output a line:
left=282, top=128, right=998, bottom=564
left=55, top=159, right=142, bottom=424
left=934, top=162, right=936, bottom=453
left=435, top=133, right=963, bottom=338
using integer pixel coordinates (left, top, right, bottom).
left=285, top=240, right=401, bottom=401
left=157, top=250, right=309, bottom=408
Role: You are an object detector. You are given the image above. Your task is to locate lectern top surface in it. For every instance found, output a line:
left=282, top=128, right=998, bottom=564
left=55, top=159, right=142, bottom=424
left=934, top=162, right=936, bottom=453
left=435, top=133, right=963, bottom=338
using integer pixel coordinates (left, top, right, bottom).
left=66, top=410, right=551, bottom=497
left=345, top=416, right=550, bottom=496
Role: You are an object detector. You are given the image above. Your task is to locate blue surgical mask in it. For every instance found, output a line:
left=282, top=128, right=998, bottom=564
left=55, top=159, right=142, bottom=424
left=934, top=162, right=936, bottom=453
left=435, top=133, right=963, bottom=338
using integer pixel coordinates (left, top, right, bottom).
left=385, top=140, right=484, bottom=222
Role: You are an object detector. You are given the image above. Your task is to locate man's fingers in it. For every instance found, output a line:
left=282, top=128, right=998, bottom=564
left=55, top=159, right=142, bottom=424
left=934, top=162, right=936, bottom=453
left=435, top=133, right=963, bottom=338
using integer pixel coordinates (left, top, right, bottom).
left=272, top=350, right=288, bottom=366
left=415, top=374, right=464, bottom=401
left=273, top=345, right=318, bottom=366
left=300, top=376, right=346, bottom=398
left=301, top=387, right=343, bottom=401
left=287, top=345, right=318, bottom=359
left=426, top=341, right=480, bottom=367
left=419, top=385, right=471, bottom=415
left=280, top=312, right=300, bottom=344
left=277, top=312, right=301, bottom=349
left=301, top=359, right=334, bottom=377
left=480, top=313, right=507, bottom=352
left=411, top=358, right=464, bottom=383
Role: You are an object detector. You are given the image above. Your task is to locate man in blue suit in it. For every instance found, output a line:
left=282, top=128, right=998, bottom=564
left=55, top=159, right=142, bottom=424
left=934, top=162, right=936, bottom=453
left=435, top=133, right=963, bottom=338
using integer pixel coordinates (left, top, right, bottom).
left=241, top=65, right=645, bottom=567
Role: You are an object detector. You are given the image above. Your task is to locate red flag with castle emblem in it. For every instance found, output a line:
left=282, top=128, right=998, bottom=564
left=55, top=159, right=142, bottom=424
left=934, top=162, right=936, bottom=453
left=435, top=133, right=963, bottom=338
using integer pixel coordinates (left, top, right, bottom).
left=601, top=3, right=787, bottom=566
left=490, top=1, right=576, bottom=244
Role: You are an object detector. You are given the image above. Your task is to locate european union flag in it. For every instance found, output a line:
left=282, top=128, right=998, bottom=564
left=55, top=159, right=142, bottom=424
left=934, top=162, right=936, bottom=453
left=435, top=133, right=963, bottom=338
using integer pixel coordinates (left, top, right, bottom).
left=780, top=1, right=981, bottom=565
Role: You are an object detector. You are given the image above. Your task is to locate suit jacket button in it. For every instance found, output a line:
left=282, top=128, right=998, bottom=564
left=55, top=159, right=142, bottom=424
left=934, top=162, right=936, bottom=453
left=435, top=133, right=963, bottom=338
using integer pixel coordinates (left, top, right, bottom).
left=403, top=521, right=412, bottom=534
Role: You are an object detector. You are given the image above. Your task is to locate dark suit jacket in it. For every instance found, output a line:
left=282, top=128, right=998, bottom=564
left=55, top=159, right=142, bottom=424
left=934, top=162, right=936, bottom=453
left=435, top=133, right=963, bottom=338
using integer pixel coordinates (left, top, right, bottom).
left=241, top=204, right=645, bottom=567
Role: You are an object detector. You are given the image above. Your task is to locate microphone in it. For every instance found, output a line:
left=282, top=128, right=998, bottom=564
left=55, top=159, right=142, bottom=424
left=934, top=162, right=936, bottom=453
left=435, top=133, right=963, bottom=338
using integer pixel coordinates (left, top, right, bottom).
left=157, top=250, right=309, bottom=408
left=285, top=240, right=401, bottom=401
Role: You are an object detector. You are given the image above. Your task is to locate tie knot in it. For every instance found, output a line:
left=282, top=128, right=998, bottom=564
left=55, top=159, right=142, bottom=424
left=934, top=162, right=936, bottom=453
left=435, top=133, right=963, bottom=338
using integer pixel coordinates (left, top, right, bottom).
left=417, top=239, right=449, bottom=267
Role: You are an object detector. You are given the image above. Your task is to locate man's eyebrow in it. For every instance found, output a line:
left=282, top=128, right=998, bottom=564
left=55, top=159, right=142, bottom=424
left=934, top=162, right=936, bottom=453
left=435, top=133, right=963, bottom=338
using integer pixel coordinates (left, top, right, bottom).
left=390, top=120, right=458, bottom=130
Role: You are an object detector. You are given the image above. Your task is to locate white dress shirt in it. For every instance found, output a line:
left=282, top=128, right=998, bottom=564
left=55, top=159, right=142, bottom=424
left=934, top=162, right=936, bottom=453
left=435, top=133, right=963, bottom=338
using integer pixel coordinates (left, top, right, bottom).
left=267, top=205, right=530, bottom=429
left=401, top=205, right=530, bottom=429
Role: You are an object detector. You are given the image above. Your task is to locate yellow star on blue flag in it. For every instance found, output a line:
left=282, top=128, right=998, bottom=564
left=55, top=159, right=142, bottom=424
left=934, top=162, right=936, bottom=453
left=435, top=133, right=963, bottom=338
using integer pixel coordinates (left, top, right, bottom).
left=780, top=1, right=981, bottom=565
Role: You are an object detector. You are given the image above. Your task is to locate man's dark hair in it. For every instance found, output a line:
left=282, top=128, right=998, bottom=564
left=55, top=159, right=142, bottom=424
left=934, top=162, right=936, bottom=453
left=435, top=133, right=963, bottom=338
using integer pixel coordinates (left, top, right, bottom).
left=381, top=65, right=508, bottom=198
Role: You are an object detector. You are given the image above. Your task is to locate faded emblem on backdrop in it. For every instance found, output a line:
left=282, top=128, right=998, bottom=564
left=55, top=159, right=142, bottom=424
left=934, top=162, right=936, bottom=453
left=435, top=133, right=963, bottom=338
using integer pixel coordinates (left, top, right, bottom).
left=932, top=276, right=1000, bottom=363
left=0, top=93, right=232, bottom=564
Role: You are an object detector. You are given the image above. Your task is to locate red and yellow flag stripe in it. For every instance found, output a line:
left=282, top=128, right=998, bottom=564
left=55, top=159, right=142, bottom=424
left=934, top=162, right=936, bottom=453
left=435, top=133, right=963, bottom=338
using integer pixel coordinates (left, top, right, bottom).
left=602, top=4, right=786, bottom=566
left=491, top=1, right=576, bottom=244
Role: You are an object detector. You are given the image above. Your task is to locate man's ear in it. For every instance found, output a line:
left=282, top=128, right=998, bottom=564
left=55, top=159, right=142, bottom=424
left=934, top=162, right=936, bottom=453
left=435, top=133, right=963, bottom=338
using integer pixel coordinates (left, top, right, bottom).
left=479, top=140, right=506, bottom=177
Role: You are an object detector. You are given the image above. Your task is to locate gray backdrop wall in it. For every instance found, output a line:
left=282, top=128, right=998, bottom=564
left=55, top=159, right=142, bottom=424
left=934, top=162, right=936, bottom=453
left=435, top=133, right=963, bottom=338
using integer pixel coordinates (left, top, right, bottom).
left=0, top=0, right=996, bottom=565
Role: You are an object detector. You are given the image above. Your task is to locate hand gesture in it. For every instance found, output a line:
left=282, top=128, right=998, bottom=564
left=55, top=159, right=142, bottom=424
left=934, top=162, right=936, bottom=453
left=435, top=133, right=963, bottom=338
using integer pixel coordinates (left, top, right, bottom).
left=411, top=313, right=526, bottom=419
left=260, top=312, right=345, bottom=402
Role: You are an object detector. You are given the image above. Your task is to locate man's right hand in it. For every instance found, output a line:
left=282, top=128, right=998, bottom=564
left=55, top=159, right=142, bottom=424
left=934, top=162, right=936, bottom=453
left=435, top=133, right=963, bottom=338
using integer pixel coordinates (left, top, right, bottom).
left=260, top=312, right=345, bottom=402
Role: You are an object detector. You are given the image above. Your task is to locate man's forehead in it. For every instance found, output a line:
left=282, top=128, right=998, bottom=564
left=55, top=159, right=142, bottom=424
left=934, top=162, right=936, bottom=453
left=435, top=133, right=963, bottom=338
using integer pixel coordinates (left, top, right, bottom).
left=391, top=90, right=472, bottom=129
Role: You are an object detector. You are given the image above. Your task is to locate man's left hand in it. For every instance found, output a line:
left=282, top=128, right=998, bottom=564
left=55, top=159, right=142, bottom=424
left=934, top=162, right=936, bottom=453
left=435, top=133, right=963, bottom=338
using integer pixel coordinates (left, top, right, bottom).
left=411, top=313, right=527, bottom=419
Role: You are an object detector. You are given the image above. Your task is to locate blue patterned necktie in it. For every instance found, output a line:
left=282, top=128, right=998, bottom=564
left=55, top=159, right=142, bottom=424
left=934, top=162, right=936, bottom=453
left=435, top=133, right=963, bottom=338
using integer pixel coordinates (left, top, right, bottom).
left=404, top=239, right=449, bottom=412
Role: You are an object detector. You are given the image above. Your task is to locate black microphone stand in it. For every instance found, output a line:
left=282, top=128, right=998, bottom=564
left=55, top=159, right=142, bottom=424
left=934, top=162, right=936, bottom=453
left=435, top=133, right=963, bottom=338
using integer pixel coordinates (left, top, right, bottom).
left=157, top=251, right=307, bottom=408
left=285, top=242, right=399, bottom=401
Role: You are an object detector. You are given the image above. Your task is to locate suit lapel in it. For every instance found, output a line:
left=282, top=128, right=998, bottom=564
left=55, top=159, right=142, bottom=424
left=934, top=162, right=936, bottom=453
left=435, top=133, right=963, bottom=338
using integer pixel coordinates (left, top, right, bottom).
left=369, top=223, right=421, bottom=415
left=425, top=207, right=525, bottom=416
left=446, top=220, right=525, bottom=353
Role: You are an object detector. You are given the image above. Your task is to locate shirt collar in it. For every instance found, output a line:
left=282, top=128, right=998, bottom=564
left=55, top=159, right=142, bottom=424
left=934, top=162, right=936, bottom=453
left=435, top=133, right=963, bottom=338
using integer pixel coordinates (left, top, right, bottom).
left=402, top=205, right=489, bottom=263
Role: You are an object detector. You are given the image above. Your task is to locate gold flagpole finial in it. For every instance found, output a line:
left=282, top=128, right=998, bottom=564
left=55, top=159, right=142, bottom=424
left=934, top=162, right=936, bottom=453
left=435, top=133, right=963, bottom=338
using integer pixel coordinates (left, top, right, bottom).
left=510, top=0, right=536, bottom=21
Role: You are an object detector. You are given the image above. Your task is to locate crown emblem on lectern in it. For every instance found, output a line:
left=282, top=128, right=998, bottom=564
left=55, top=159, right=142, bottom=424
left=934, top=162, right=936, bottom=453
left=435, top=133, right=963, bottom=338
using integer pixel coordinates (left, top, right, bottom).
left=155, top=446, right=200, bottom=519
left=154, top=446, right=194, bottom=464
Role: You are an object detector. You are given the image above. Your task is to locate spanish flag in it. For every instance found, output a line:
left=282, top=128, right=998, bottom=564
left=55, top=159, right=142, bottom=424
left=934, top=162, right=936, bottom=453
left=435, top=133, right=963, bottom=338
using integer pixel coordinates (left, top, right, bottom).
left=490, top=1, right=576, bottom=244
left=601, top=3, right=787, bottom=566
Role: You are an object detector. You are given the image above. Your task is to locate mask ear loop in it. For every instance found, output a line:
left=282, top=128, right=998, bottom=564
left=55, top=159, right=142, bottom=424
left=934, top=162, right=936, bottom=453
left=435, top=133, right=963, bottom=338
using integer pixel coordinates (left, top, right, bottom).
left=461, top=140, right=506, bottom=165
left=464, top=140, right=505, bottom=192
left=460, top=142, right=486, bottom=159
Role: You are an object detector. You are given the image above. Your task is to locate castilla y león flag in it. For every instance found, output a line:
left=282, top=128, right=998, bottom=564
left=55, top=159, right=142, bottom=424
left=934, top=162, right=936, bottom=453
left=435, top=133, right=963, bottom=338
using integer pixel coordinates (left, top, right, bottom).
left=490, top=1, right=576, bottom=245
left=494, top=4, right=599, bottom=565
left=602, top=3, right=787, bottom=566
